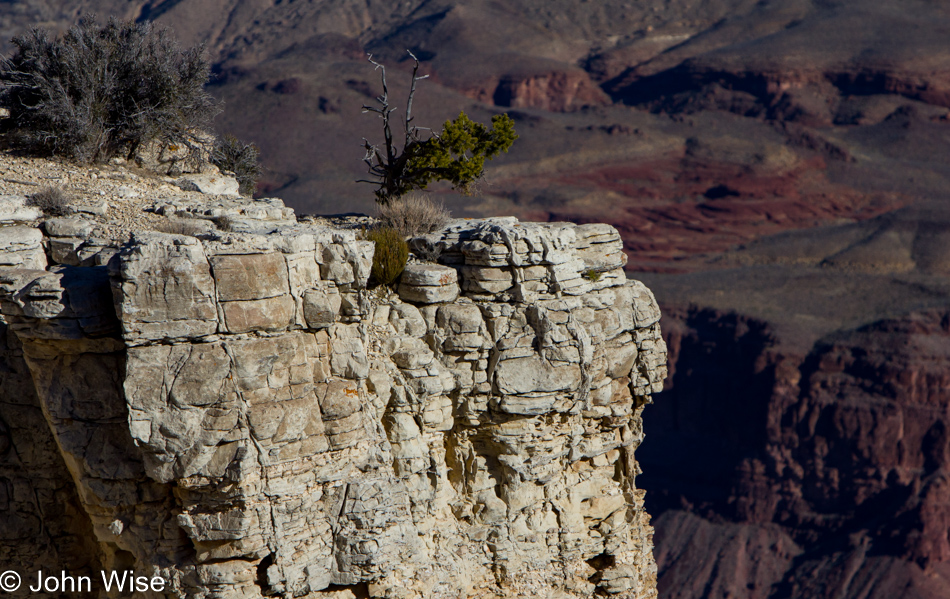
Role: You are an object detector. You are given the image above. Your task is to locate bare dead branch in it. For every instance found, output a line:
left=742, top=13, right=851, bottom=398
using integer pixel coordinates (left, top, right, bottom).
left=404, top=50, right=430, bottom=147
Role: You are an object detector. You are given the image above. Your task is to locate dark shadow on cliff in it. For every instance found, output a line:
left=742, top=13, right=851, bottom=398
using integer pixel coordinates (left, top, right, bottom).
left=638, top=307, right=776, bottom=520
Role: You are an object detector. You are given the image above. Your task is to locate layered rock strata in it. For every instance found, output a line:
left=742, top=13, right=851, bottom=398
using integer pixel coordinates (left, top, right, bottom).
left=1, top=199, right=666, bottom=598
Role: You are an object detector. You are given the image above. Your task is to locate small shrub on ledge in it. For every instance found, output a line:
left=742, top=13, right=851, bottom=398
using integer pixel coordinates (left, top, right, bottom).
left=366, top=227, right=409, bottom=287
left=27, top=186, right=73, bottom=216
left=582, top=269, right=602, bottom=282
left=211, top=134, right=262, bottom=197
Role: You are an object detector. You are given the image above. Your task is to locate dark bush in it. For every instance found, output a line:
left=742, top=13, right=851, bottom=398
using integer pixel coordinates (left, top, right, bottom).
left=211, top=134, right=262, bottom=196
left=215, top=215, right=236, bottom=232
left=365, top=227, right=409, bottom=287
left=0, top=17, right=218, bottom=163
left=27, top=186, right=72, bottom=216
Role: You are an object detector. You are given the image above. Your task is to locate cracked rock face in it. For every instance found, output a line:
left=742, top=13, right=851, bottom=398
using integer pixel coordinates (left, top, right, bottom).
left=1, top=210, right=666, bottom=598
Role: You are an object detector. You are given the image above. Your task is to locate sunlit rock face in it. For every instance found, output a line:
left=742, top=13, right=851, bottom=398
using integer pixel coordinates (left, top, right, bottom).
left=1, top=208, right=666, bottom=599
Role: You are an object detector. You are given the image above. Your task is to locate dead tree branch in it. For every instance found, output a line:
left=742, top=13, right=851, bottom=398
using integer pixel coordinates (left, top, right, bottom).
left=359, top=50, right=430, bottom=204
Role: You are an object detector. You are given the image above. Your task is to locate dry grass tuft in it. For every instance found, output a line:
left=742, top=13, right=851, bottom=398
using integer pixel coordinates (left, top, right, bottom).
left=215, top=215, right=236, bottom=232
left=377, top=193, right=450, bottom=238
left=27, top=186, right=72, bottom=216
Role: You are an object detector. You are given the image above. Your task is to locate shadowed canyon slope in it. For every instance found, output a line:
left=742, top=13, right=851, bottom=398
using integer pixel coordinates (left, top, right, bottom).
left=2, top=1, right=950, bottom=598
left=637, top=205, right=950, bottom=599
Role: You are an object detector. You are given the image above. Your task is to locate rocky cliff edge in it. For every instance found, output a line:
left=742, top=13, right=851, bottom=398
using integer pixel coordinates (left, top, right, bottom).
left=0, top=158, right=666, bottom=599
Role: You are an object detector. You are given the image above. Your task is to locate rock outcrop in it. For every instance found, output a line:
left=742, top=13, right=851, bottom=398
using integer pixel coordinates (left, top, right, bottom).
left=455, top=69, right=612, bottom=112
left=0, top=163, right=666, bottom=598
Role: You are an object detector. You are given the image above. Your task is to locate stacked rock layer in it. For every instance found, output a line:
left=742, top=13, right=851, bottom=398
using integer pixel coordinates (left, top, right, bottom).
left=0, top=205, right=666, bottom=599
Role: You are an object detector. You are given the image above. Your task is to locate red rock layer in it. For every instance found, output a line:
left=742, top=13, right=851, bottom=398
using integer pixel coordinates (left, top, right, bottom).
left=523, top=155, right=904, bottom=273
left=457, top=69, right=611, bottom=112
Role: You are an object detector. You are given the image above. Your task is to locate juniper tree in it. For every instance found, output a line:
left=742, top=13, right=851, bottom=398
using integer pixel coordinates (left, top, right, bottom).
left=359, top=51, right=518, bottom=204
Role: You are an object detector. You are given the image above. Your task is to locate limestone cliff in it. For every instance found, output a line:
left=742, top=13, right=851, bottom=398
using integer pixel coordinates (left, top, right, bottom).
left=0, top=162, right=666, bottom=598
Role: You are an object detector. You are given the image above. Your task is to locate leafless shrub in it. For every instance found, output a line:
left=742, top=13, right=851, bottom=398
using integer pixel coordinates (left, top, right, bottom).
left=215, top=215, right=236, bottom=232
left=26, top=186, right=72, bottom=216
left=408, top=237, right=443, bottom=263
left=211, top=134, right=262, bottom=196
left=376, top=192, right=450, bottom=238
left=0, top=17, right=218, bottom=163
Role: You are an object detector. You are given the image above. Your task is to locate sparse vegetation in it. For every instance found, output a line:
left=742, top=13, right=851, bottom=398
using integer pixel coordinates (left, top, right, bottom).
left=0, top=17, right=218, bottom=163
left=409, top=238, right=443, bottom=263
left=211, top=134, right=262, bottom=196
left=359, top=52, right=518, bottom=204
left=582, top=269, right=602, bottom=282
left=365, top=227, right=409, bottom=286
left=215, top=215, right=236, bottom=232
left=377, top=192, right=450, bottom=238
left=26, top=186, right=72, bottom=216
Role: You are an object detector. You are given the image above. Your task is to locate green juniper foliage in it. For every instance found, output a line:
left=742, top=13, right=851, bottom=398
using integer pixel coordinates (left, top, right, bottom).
left=406, top=112, right=518, bottom=197
left=360, top=53, right=517, bottom=204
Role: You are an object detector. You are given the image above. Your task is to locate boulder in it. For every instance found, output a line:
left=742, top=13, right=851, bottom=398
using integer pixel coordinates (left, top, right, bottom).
left=177, top=170, right=241, bottom=196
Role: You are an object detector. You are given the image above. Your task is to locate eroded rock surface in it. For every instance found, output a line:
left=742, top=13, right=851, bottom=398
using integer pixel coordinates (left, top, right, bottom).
left=0, top=171, right=665, bottom=598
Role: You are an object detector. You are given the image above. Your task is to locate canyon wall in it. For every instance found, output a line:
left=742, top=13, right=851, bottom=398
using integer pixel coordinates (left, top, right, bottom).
left=0, top=195, right=666, bottom=598
left=640, top=305, right=950, bottom=599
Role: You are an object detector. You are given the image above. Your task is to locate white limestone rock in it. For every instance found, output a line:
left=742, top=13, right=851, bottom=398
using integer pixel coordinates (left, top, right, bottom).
left=0, top=195, right=42, bottom=223
left=0, top=226, right=46, bottom=270
left=45, top=217, right=95, bottom=238
left=110, top=232, right=218, bottom=341
left=176, top=170, right=241, bottom=196
left=398, top=263, right=460, bottom=304
left=5, top=214, right=667, bottom=599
